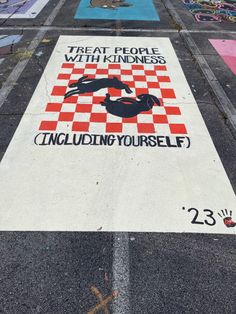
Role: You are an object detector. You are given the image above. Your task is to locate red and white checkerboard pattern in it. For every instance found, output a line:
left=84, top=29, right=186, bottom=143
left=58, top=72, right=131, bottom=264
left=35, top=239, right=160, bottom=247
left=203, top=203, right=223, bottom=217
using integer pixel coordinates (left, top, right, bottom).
left=39, top=63, right=187, bottom=135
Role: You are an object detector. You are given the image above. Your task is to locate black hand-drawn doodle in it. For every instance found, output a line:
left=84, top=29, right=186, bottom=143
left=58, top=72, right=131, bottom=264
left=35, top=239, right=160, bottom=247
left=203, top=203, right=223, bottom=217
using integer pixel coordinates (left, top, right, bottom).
left=101, top=93, right=161, bottom=118
left=218, top=209, right=236, bottom=228
left=89, top=0, right=132, bottom=10
left=64, top=76, right=132, bottom=99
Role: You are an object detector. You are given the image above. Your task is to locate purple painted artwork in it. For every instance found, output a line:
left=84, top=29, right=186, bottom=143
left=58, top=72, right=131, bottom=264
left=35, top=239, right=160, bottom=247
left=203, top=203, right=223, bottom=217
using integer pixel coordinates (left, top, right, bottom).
left=0, top=0, right=37, bottom=14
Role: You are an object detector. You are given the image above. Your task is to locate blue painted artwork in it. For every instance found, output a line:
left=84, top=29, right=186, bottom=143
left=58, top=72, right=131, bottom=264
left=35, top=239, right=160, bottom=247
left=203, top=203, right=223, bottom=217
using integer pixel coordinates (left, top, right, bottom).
left=74, top=0, right=160, bottom=21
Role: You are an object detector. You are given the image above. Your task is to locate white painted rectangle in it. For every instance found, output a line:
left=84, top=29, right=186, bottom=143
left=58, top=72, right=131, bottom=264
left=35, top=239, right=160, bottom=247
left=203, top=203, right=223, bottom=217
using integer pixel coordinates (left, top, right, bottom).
left=0, top=36, right=235, bottom=234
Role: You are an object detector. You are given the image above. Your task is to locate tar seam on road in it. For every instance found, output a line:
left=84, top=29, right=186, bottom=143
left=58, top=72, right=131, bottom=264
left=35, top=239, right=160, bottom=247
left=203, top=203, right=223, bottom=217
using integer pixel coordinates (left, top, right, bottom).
left=163, top=0, right=236, bottom=135
left=0, top=0, right=67, bottom=109
left=112, top=233, right=130, bottom=314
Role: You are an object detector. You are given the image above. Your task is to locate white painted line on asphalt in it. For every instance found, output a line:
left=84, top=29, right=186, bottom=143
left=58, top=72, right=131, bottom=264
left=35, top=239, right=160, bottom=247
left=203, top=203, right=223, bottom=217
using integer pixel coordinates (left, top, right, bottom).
left=0, top=0, right=67, bottom=109
left=163, top=0, right=236, bottom=133
left=112, top=233, right=130, bottom=314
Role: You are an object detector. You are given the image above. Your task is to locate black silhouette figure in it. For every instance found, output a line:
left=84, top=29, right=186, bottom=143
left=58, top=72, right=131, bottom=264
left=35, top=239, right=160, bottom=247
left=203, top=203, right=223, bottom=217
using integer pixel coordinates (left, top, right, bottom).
left=101, top=93, right=161, bottom=118
left=218, top=209, right=236, bottom=228
left=64, top=76, right=132, bottom=99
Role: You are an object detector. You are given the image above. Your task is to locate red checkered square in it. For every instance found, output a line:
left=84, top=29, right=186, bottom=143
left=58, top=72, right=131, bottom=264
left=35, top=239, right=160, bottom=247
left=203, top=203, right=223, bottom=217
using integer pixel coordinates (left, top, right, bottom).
left=72, top=122, right=89, bottom=132
left=165, top=107, right=181, bottom=115
left=145, top=70, right=156, bottom=76
left=153, top=114, right=168, bottom=124
left=138, top=123, right=156, bottom=133
left=64, top=96, right=78, bottom=103
left=39, top=121, right=57, bottom=131
left=157, top=76, right=171, bottom=82
left=51, top=86, right=67, bottom=96
left=132, top=65, right=144, bottom=70
left=106, top=123, right=123, bottom=133
left=46, top=103, right=62, bottom=112
left=161, top=89, right=176, bottom=99
left=59, top=112, right=74, bottom=121
left=133, top=76, right=146, bottom=81
left=62, top=63, right=74, bottom=69
left=147, top=82, right=160, bottom=89
left=108, top=88, right=122, bottom=97
left=123, top=81, right=135, bottom=88
left=76, top=104, right=92, bottom=113
left=86, top=64, right=98, bottom=69
left=39, top=63, right=187, bottom=135
left=58, top=74, right=71, bottom=80
left=122, top=117, right=138, bottom=123
left=121, top=70, right=133, bottom=75
left=90, top=113, right=107, bottom=123
left=72, top=68, right=84, bottom=74
left=109, top=64, right=122, bottom=69
left=169, top=124, right=187, bottom=134
left=154, top=65, right=167, bottom=71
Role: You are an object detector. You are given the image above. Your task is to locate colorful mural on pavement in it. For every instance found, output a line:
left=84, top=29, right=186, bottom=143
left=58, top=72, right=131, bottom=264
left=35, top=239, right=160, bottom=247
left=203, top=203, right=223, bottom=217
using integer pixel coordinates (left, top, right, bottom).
left=74, top=0, right=160, bottom=21
left=0, top=35, right=235, bottom=233
left=182, top=0, right=236, bottom=22
left=0, top=0, right=49, bottom=18
left=209, top=39, right=236, bottom=75
left=0, top=34, right=22, bottom=63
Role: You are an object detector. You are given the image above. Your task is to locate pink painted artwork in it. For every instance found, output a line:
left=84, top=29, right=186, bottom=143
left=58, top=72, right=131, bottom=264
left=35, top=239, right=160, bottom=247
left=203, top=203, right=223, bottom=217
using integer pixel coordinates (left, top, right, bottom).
left=209, top=39, right=236, bottom=75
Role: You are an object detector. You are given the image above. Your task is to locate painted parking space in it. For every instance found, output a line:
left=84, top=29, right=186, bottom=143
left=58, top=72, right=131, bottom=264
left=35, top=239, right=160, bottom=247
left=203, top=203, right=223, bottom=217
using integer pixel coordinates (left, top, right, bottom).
left=74, top=0, right=160, bottom=21
left=0, top=34, right=22, bottom=65
left=0, top=2, right=236, bottom=312
left=0, top=35, right=235, bottom=233
left=181, top=0, right=236, bottom=23
left=52, top=0, right=172, bottom=29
